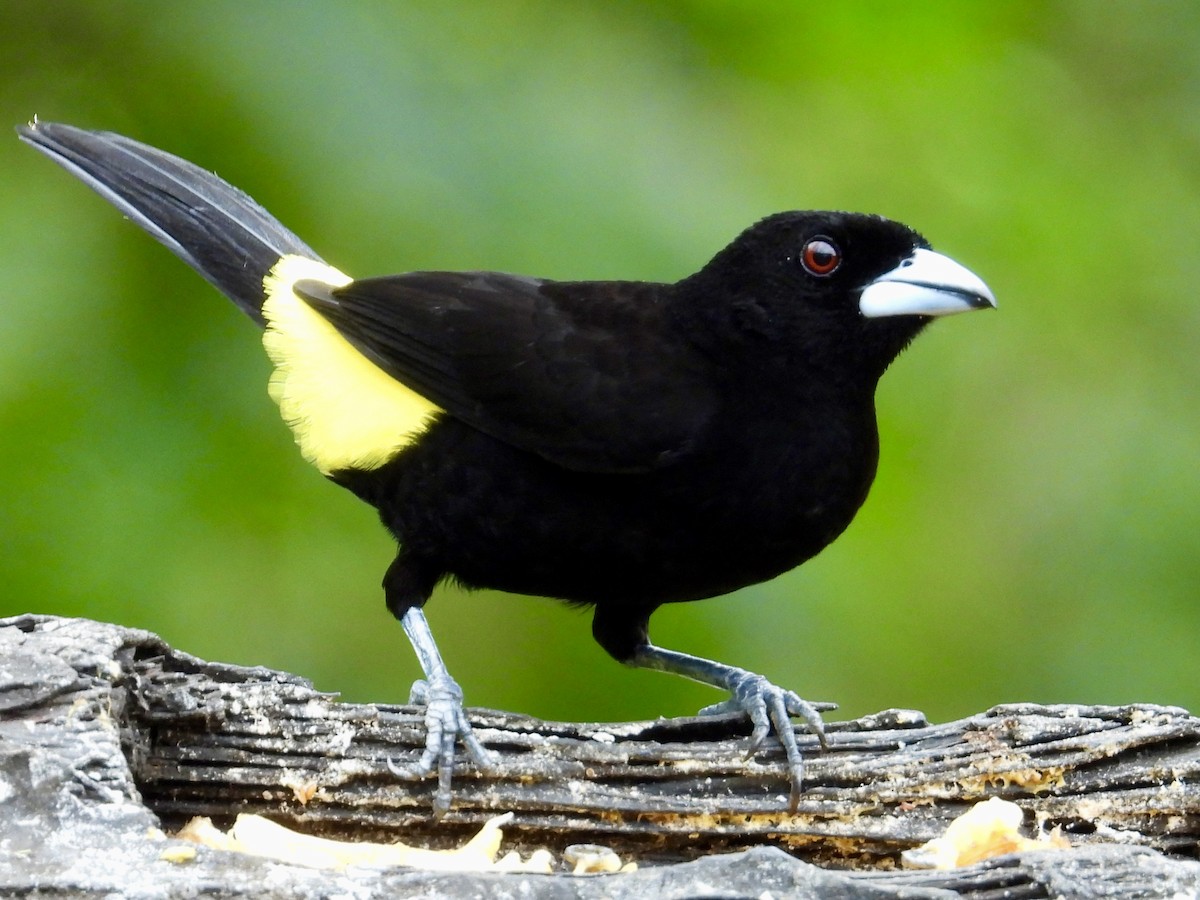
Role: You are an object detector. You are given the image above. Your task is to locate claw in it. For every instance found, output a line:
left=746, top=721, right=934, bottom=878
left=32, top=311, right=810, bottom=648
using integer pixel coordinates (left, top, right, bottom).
left=390, top=672, right=496, bottom=819
left=698, top=670, right=831, bottom=810
left=390, top=606, right=499, bottom=818
left=626, top=639, right=834, bottom=810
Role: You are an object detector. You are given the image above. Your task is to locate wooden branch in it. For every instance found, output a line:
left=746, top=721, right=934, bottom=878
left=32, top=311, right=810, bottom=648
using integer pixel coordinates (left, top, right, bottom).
left=3, top=613, right=1199, bottom=898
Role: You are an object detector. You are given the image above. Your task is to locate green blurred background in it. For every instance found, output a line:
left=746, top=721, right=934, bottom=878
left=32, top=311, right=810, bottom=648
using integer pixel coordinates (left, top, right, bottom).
left=1, top=2, right=1197, bottom=726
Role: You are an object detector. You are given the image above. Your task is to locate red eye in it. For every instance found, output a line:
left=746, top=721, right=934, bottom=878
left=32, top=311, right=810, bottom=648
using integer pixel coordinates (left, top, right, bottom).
left=801, top=237, right=841, bottom=276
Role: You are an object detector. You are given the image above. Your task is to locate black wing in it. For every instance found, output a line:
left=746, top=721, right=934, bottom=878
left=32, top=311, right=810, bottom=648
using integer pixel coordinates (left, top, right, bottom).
left=294, top=271, right=715, bottom=473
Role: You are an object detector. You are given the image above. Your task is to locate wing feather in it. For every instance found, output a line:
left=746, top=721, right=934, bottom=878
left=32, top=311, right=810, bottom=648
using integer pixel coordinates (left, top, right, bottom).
left=295, top=272, right=714, bottom=472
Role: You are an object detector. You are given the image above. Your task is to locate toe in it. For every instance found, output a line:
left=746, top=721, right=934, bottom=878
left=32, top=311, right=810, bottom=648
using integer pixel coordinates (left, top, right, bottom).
left=392, top=674, right=493, bottom=817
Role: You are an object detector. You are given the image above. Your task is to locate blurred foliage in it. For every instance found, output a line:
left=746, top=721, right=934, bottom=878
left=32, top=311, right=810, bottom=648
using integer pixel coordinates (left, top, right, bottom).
left=1, top=1, right=1197, bottom=727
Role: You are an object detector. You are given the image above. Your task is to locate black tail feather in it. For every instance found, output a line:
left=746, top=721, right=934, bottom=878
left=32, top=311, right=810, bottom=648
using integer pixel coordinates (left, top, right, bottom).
left=17, top=121, right=321, bottom=326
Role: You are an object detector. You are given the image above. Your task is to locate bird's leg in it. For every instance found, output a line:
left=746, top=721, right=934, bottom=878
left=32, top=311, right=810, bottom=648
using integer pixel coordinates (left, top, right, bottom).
left=626, top=640, right=832, bottom=810
left=385, top=558, right=494, bottom=818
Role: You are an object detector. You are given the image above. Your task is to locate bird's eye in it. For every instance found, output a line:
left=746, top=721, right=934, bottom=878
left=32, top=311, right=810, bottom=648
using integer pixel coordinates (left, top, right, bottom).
left=800, top=237, right=841, bottom=276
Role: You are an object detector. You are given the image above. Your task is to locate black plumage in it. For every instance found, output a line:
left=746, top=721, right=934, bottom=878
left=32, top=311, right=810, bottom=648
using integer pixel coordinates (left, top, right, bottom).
left=19, top=121, right=994, bottom=817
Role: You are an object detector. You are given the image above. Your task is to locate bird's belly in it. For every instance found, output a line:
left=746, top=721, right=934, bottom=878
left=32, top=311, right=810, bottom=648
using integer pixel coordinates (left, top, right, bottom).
left=342, top=419, right=874, bottom=607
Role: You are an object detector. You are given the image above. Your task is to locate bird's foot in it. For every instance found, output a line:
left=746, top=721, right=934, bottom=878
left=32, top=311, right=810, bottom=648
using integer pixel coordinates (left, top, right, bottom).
left=697, top=670, right=834, bottom=810
left=388, top=673, right=496, bottom=818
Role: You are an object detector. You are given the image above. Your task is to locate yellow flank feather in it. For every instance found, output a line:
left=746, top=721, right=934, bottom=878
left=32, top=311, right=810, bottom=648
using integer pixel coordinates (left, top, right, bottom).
left=261, top=255, right=442, bottom=474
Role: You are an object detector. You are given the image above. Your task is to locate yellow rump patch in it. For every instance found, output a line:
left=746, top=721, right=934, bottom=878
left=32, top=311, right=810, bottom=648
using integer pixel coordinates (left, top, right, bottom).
left=261, top=255, right=442, bottom=474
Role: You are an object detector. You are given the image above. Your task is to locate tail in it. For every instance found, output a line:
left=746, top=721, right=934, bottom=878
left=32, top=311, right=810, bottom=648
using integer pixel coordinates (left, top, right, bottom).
left=17, top=121, right=322, bottom=326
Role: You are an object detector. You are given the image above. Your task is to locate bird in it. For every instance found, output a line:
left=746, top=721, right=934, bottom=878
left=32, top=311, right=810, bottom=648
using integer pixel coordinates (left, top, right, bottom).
left=19, top=120, right=995, bottom=817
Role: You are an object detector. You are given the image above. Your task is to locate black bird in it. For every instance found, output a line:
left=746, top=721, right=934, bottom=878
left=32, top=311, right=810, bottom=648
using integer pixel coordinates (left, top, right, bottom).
left=19, top=121, right=995, bottom=816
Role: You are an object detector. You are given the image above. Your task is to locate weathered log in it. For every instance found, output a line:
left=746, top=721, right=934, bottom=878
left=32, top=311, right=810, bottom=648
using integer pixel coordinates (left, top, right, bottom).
left=1, top=613, right=1198, bottom=898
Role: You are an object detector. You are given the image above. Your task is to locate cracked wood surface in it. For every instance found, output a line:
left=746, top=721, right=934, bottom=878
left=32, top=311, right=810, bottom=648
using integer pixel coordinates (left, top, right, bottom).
left=1, top=613, right=1198, bottom=898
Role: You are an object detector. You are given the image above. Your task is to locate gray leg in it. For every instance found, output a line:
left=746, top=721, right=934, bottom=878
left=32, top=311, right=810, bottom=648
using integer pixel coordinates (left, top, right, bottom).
left=393, top=606, right=495, bottom=818
left=628, top=641, right=831, bottom=810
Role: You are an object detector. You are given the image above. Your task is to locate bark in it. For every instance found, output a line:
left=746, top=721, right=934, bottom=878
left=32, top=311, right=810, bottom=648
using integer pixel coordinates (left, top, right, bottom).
left=1, top=613, right=1197, bottom=898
